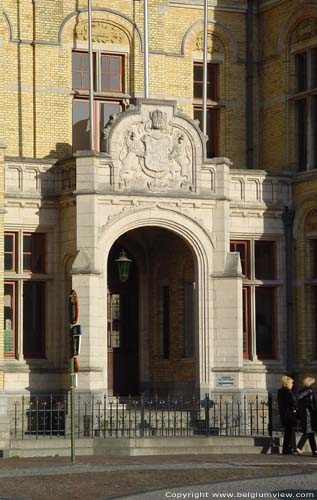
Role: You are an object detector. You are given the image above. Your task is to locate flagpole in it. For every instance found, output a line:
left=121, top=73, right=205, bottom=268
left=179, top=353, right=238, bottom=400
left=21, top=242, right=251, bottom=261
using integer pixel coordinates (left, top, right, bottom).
left=88, top=0, right=94, bottom=149
left=202, top=0, right=208, bottom=136
left=144, top=0, right=149, bottom=98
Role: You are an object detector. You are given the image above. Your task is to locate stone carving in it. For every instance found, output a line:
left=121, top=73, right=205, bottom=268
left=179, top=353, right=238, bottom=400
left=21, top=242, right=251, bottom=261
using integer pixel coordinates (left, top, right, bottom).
left=195, top=32, right=224, bottom=54
left=291, top=18, right=317, bottom=45
left=75, top=21, right=127, bottom=44
left=118, top=109, right=193, bottom=192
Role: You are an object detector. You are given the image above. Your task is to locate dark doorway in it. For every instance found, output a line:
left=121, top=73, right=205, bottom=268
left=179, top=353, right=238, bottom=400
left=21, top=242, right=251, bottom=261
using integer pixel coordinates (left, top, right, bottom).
left=107, top=243, right=139, bottom=396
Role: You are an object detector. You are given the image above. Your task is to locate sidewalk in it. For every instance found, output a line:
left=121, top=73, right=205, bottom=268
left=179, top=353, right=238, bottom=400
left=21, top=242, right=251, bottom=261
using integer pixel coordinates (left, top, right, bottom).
left=0, top=454, right=315, bottom=500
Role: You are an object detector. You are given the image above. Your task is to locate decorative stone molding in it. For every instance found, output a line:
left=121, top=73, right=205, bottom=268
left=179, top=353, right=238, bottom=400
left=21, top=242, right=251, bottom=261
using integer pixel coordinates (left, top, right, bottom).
left=291, top=17, right=317, bottom=45
left=195, top=32, right=224, bottom=54
left=117, top=109, right=194, bottom=193
left=75, top=20, right=128, bottom=45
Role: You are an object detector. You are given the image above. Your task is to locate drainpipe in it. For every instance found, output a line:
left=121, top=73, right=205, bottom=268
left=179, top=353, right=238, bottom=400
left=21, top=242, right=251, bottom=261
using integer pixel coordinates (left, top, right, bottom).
left=282, top=207, right=295, bottom=375
left=247, top=0, right=253, bottom=169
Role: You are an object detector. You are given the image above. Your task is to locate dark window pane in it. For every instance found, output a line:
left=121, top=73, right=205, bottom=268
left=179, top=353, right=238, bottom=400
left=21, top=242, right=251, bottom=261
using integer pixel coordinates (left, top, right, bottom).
left=100, top=102, right=121, bottom=133
left=194, top=83, right=202, bottom=99
left=193, top=62, right=218, bottom=100
left=242, top=287, right=251, bottom=358
left=4, top=234, right=16, bottom=271
left=314, top=96, right=317, bottom=169
left=296, top=52, right=307, bottom=92
left=4, top=282, right=15, bottom=357
left=312, top=240, right=317, bottom=279
left=23, top=282, right=45, bottom=357
left=256, top=287, right=275, bottom=358
left=194, top=108, right=218, bottom=158
left=73, top=100, right=89, bottom=152
left=297, top=99, right=307, bottom=171
left=5, top=234, right=13, bottom=252
left=23, top=254, right=31, bottom=271
left=255, top=241, right=275, bottom=280
left=73, top=73, right=81, bottom=89
left=23, top=234, right=31, bottom=253
left=82, top=73, right=89, bottom=89
left=32, top=234, right=45, bottom=273
left=5, top=255, right=13, bottom=270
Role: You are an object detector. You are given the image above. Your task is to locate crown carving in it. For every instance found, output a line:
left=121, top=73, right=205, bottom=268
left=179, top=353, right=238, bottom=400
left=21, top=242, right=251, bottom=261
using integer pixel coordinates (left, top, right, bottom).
left=150, top=109, right=167, bottom=130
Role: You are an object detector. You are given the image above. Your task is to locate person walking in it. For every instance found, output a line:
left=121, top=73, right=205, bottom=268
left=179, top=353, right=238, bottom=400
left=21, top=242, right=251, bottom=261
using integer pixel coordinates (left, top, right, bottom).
left=296, top=377, right=317, bottom=456
left=277, top=375, right=297, bottom=455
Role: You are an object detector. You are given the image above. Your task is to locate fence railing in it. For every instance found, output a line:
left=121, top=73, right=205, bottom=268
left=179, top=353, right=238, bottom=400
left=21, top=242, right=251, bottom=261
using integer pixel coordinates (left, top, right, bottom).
left=10, top=393, right=280, bottom=440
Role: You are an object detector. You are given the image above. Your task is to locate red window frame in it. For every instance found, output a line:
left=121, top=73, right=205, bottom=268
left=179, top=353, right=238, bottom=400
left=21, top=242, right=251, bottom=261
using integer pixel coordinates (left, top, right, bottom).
left=100, top=54, right=124, bottom=93
left=23, top=233, right=46, bottom=274
left=193, top=62, right=219, bottom=101
left=242, top=286, right=251, bottom=359
left=4, top=232, right=17, bottom=272
left=4, top=281, right=16, bottom=359
left=230, top=240, right=250, bottom=278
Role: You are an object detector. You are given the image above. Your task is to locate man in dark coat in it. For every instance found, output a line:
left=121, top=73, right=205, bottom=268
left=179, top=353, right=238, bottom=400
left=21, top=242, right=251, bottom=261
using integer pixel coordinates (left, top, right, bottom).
left=277, top=375, right=297, bottom=455
left=296, top=377, right=317, bottom=456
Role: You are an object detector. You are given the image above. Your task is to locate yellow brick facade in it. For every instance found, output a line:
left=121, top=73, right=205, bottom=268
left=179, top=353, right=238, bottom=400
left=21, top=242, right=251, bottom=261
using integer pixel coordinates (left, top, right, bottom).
left=1, top=0, right=317, bottom=396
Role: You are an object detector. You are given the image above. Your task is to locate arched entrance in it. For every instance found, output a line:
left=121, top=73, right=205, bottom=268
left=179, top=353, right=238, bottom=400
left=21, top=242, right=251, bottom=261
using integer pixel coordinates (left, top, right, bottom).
left=107, top=227, right=196, bottom=396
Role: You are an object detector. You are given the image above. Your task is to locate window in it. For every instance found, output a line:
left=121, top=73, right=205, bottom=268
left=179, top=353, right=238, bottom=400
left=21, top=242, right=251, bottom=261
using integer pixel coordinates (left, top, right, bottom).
left=4, top=231, right=47, bottom=359
left=4, top=233, right=17, bottom=271
left=72, top=51, right=124, bottom=152
left=294, top=48, right=317, bottom=170
left=230, top=239, right=278, bottom=360
left=193, top=62, right=220, bottom=158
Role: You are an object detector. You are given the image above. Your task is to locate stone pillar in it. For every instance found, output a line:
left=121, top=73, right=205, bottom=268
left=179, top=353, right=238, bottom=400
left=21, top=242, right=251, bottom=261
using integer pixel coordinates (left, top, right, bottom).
left=72, top=152, right=107, bottom=394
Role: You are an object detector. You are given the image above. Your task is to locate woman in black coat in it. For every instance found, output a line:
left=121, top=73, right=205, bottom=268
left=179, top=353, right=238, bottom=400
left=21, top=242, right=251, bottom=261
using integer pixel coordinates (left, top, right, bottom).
left=277, top=375, right=297, bottom=455
left=296, top=377, right=317, bottom=456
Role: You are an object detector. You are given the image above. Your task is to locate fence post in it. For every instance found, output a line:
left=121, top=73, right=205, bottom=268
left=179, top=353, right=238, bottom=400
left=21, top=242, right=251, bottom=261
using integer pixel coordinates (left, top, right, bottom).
left=204, top=394, right=210, bottom=436
left=268, top=392, right=273, bottom=437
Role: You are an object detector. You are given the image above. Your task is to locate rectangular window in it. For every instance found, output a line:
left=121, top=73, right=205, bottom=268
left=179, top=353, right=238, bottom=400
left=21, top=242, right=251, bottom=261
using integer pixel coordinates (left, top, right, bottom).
left=255, top=241, right=275, bottom=280
left=230, top=240, right=250, bottom=277
left=23, top=282, right=45, bottom=358
left=193, top=62, right=219, bottom=101
left=255, top=287, right=275, bottom=359
left=73, top=99, right=122, bottom=152
left=101, top=55, right=123, bottom=93
left=312, top=240, right=317, bottom=279
left=296, top=52, right=308, bottom=92
left=242, top=286, right=251, bottom=359
left=72, top=52, right=91, bottom=91
left=4, top=282, right=16, bottom=358
left=23, top=233, right=46, bottom=273
left=194, top=107, right=219, bottom=158
left=183, top=282, right=194, bottom=358
left=162, top=286, right=170, bottom=359
left=4, top=233, right=17, bottom=271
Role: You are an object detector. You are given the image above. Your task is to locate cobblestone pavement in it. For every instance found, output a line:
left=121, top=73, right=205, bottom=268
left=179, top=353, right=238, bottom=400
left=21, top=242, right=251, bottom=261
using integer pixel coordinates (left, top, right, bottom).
left=0, top=454, right=315, bottom=500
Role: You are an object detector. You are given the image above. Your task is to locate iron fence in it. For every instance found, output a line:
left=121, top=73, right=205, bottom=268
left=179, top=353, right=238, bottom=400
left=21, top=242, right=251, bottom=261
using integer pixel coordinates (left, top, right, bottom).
left=9, top=393, right=280, bottom=440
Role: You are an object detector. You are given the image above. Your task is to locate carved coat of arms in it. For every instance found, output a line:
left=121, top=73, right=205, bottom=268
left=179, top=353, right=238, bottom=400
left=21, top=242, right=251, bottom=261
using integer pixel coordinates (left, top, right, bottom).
left=116, top=109, right=193, bottom=192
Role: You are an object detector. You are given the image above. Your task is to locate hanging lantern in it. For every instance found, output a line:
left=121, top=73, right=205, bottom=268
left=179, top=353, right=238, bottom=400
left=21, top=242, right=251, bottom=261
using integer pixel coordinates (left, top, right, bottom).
left=115, top=250, right=132, bottom=283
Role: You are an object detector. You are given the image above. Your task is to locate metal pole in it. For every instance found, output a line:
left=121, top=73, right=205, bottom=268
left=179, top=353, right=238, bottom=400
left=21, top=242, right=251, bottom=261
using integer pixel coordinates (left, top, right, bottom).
left=144, top=0, right=149, bottom=98
left=202, top=0, right=208, bottom=136
left=282, top=207, right=295, bottom=375
left=88, top=0, right=94, bottom=149
left=247, top=0, right=254, bottom=169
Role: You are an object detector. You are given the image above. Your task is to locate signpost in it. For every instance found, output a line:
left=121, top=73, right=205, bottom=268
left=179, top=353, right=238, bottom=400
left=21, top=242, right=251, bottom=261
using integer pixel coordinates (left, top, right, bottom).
left=68, top=289, right=82, bottom=464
